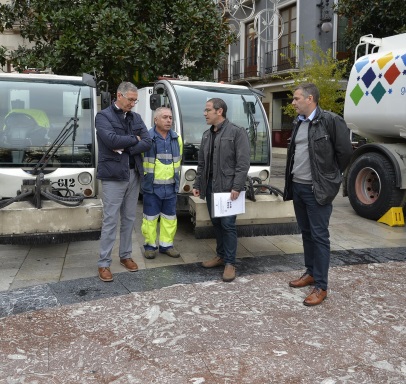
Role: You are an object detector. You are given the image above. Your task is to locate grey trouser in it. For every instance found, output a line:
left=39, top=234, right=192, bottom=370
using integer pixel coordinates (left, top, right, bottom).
left=98, top=170, right=141, bottom=268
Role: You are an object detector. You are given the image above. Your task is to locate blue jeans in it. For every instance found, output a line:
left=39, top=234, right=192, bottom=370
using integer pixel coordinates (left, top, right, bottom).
left=206, top=179, right=237, bottom=265
left=292, top=182, right=332, bottom=290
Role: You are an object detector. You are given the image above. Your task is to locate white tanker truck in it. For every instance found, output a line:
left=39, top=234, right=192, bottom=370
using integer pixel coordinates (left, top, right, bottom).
left=343, top=33, right=406, bottom=221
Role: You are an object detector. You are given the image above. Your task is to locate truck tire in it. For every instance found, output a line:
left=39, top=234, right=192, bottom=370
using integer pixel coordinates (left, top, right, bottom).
left=347, top=152, right=405, bottom=221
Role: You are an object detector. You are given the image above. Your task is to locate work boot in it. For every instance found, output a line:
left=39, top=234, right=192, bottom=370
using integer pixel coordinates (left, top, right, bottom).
left=202, top=256, right=225, bottom=268
left=160, top=248, right=180, bottom=258
left=98, top=267, right=113, bottom=282
left=120, top=258, right=138, bottom=272
left=222, top=264, right=236, bottom=282
left=144, top=249, right=157, bottom=259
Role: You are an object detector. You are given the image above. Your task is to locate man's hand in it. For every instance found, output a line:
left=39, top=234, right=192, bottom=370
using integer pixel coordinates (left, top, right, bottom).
left=114, top=149, right=124, bottom=154
left=192, top=188, right=200, bottom=197
left=230, top=190, right=240, bottom=201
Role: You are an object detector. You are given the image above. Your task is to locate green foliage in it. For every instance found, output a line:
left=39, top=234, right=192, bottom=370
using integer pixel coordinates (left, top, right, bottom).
left=0, top=0, right=234, bottom=90
left=335, top=0, right=406, bottom=56
left=278, top=40, right=347, bottom=118
left=0, top=46, right=8, bottom=67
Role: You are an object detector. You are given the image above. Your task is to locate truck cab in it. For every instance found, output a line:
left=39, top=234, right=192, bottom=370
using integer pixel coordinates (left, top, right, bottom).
left=135, top=79, right=272, bottom=212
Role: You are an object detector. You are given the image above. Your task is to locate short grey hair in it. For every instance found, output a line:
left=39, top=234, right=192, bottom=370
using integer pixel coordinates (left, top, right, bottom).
left=117, top=82, right=138, bottom=96
left=294, top=83, right=320, bottom=104
left=154, top=107, right=172, bottom=119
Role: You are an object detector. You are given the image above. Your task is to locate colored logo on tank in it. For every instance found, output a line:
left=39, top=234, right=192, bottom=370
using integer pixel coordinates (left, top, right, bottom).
left=350, top=52, right=406, bottom=106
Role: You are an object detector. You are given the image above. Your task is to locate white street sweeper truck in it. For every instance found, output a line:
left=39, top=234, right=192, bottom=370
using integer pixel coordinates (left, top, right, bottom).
left=0, top=72, right=111, bottom=244
left=134, top=78, right=298, bottom=238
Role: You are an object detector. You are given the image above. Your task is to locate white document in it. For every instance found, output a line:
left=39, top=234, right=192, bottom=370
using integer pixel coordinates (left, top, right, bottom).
left=212, top=191, right=246, bottom=218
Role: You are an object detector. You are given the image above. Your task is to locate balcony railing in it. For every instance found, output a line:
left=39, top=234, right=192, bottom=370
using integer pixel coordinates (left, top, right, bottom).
left=265, top=46, right=297, bottom=74
left=232, top=56, right=261, bottom=80
left=333, top=40, right=351, bottom=60
left=214, top=42, right=349, bottom=83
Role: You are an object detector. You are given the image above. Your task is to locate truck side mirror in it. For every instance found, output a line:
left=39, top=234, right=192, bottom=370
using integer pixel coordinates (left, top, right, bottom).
left=101, top=91, right=111, bottom=110
left=82, top=98, right=91, bottom=109
left=150, top=94, right=161, bottom=110
left=244, top=101, right=256, bottom=114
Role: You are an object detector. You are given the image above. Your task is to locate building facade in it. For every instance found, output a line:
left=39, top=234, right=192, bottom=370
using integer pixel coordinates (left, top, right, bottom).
left=213, top=0, right=348, bottom=147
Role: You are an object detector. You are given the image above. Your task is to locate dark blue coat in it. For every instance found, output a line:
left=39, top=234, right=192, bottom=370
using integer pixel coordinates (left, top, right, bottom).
left=95, top=104, right=152, bottom=181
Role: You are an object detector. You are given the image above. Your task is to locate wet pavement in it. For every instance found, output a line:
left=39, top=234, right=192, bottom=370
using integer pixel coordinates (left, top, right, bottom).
left=0, top=153, right=406, bottom=382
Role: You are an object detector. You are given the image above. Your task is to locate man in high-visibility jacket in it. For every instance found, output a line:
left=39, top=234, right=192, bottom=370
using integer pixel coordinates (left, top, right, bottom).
left=141, top=107, right=183, bottom=259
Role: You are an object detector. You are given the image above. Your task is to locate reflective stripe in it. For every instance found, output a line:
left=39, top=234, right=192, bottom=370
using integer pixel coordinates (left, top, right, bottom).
left=156, top=153, right=173, bottom=160
left=161, top=213, right=176, bottom=220
left=153, top=178, right=175, bottom=184
left=143, top=156, right=155, bottom=164
left=159, top=240, right=173, bottom=247
left=143, top=213, right=160, bottom=220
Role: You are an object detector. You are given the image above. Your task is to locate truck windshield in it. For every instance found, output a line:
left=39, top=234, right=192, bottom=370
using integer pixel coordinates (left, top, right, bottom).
left=0, top=79, right=94, bottom=170
left=173, top=84, right=270, bottom=165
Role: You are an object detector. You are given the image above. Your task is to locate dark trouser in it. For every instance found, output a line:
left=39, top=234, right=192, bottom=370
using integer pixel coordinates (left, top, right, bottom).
left=292, top=182, right=332, bottom=291
left=206, top=179, right=237, bottom=265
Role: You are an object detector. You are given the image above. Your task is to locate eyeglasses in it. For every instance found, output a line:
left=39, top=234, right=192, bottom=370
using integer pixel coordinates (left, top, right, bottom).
left=120, top=93, right=139, bottom=104
left=204, top=108, right=218, bottom=113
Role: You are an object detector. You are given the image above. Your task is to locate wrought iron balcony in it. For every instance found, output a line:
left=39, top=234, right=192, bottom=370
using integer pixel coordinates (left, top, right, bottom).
left=264, top=46, right=298, bottom=74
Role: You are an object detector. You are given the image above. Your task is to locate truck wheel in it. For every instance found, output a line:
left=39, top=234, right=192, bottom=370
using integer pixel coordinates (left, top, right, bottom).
left=347, top=152, right=405, bottom=220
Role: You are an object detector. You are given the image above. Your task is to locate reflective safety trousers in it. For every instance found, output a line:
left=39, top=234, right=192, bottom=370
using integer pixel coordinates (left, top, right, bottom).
left=141, top=193, right=177, bottom=251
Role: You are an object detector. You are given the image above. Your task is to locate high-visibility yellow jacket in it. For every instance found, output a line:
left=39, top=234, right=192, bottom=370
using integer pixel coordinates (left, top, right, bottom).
left=142, top=127, right=183, bottom=195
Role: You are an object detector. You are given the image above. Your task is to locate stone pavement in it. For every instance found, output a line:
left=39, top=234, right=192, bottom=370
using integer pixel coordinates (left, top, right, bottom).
left=0, top=152, right=406, bottom=382
left=0, top=255, right=405, bottom=382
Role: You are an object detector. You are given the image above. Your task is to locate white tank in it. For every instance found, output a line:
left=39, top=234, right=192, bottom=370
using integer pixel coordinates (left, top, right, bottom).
left=344, top=33, right=406, bottom=142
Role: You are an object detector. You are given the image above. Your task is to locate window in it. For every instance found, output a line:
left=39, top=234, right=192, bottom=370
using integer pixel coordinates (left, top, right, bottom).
left=278, top=4, right=297, bottom=71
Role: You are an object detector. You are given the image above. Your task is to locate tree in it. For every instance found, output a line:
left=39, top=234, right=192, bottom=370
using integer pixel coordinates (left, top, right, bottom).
left=336, top=0, right=406, bottom=56
left=278, top=40, right=348, bottom=118
left=0, top=0, right=234, bottom=90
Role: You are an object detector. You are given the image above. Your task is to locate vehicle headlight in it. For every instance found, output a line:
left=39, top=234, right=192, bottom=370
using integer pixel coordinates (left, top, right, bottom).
left=185, top=169, right=196, bottom=181
left=78, top=172, right=92, bottom=185
left=259, top=170, right=269, bottom=181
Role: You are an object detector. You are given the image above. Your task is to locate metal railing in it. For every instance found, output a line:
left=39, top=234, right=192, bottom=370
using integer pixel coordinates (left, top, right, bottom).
left=264, top=46, right=298, bottom=74
left=213, top=44, right=359, bottom=82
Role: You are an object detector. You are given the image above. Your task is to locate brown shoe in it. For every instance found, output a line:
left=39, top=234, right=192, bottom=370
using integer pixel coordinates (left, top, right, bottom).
left=222, top=264, right=236, bottom=282
left=289, top=273, right=315, bottom=288
left=160, top=248, right=180, bottom=258
left=120, top=258, right=138, bottom=272
left=202, top=256, right=225, bottom=268
left=303, top=288, right=327, bottom=306
left=98, top=267, right=113, bottom=282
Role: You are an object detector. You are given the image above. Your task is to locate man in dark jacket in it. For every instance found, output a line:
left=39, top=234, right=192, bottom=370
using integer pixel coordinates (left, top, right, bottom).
left=192, top=98, right=250, bottom=282
left=284, top=83, right=353, bottom=306
left=96, top=82, right=152, bottom=282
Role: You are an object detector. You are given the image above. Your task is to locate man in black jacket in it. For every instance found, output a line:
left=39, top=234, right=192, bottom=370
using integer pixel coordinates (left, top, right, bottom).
left=95, top=82, right=152, bottom=282
left=193, top=98, right=250, bottom=282
left=284, top=83, right=353, bottom=306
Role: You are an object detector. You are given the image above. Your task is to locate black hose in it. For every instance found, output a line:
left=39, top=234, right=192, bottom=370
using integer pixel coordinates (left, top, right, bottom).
left=41, top=190, right=84, bottom=207
left=250, top=184, right=284, bottom=197
left=0, top=191, right=33, bottom=209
